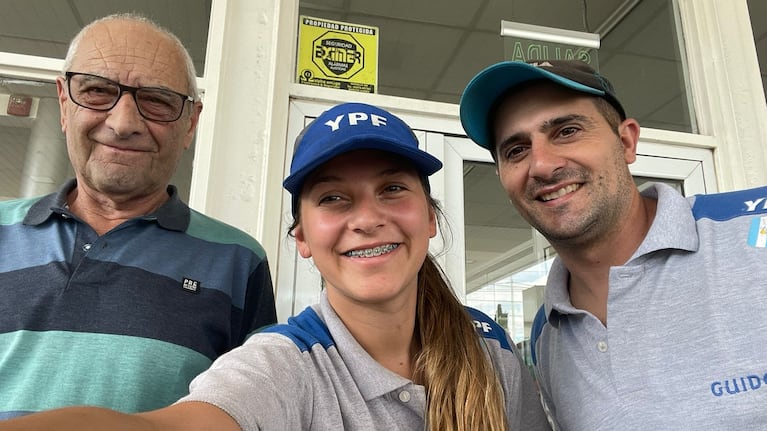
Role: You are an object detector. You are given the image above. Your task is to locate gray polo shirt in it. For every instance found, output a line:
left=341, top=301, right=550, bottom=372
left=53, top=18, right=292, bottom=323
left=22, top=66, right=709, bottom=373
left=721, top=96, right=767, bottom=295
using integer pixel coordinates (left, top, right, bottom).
left=181, top=290, right=551, bottom=430
left=533, top=183, right=767, bottom=430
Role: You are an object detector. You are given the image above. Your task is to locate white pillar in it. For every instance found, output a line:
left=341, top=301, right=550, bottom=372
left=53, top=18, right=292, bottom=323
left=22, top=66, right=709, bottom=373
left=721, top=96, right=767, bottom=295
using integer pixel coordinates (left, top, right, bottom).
left=677, top=0, right=767, bottom=190
left=192, top=0, right=298, bottom=277
left=19, top=97, right=69, bottom=197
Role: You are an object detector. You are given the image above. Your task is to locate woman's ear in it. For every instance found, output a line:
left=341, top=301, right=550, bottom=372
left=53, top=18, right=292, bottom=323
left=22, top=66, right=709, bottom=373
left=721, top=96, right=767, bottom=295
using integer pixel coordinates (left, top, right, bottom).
left=294, top=224, right=313, bottom=258
left=429, top=207, right=437, bottom=239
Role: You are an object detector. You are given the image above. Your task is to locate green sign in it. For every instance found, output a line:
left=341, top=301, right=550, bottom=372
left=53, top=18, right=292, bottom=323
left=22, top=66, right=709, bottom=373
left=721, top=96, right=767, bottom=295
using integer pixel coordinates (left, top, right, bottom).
left=501, top=21, right=600, bottom=70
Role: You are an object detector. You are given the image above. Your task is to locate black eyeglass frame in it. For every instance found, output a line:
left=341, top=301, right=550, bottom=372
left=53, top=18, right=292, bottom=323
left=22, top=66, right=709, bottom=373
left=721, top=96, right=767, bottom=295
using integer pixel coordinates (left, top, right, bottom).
left=64, top=71, right=195, bottom=122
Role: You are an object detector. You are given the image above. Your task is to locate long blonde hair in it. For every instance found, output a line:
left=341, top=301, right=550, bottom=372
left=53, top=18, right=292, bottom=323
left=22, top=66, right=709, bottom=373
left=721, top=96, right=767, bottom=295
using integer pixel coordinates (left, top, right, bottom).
left=413, top=194, right=508, bottom=431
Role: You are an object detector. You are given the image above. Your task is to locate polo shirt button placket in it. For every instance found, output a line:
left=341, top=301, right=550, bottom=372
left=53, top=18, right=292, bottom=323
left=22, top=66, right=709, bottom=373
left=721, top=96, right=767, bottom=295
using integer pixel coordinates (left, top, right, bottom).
left=398, top=390, right=411, bottom=403
left=597, top=340, right=608, bottom=353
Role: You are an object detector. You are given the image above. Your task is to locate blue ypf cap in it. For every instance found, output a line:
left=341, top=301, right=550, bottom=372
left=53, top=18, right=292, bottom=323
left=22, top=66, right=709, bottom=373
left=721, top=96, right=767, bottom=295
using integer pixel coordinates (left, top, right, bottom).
left=283, top=102, right=443, bottom=212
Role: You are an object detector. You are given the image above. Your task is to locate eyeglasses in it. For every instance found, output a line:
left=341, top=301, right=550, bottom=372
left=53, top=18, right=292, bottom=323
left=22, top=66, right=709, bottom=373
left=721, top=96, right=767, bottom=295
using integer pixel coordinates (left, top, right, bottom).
left=64, top=72, right=194, bottom=122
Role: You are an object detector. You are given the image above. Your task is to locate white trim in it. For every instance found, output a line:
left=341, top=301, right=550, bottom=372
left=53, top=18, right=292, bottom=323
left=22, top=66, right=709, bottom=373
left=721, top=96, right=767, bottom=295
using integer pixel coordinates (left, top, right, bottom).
left=274, top=100, right=323, bottom=322
left=0, top=53, right=62, bottom=80
left=636, top=128, right=718, bottom=193
left=432, top=133, right=467, bottom=301
left=288, top=82, right=462, bottom=134
left=677, top=0, right=767, bottom=189
left=188, top=0, right=230, bottom=211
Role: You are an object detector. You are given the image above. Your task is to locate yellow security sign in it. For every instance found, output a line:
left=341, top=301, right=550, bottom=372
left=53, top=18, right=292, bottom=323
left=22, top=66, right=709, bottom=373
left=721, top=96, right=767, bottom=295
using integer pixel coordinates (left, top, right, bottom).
left=297, top=16, right=378, bottom=93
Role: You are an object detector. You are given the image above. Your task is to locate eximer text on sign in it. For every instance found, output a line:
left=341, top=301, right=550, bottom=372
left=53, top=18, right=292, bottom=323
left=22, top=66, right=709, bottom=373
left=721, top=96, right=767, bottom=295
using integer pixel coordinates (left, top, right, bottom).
left=297, top=16, right=379, bottom=93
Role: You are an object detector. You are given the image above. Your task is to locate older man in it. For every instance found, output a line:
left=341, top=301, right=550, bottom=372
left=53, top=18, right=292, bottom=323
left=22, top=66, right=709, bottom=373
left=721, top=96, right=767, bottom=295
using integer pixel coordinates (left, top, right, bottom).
left=0, top=13, right=276, bottom=418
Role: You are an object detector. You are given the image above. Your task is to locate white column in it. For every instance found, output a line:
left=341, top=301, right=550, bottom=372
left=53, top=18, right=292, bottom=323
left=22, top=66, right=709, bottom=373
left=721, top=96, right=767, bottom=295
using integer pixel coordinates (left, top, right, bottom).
left=19, top=97, right=69, bottom=197
left=677, top=0, right=767, bottom=190
left=191, top=0, right=298, bottom=278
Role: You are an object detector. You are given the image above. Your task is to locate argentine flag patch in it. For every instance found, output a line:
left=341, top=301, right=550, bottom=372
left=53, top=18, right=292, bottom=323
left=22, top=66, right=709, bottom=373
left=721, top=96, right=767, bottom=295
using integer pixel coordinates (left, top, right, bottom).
left=748, top=216, right=767, bottom=248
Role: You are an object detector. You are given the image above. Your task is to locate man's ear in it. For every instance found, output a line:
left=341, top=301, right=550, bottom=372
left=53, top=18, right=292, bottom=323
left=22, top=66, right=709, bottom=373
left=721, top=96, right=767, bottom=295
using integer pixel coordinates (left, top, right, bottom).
left=183, top=102, right=203, bottom=150
left=618, top=118, right=641, bottom=164
left=56, top=76, right=69, bottom=134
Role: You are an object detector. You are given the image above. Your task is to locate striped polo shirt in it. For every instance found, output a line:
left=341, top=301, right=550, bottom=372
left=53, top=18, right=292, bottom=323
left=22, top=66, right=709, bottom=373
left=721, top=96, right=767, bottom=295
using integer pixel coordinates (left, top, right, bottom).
left=0, top=179, right=277, bottom=418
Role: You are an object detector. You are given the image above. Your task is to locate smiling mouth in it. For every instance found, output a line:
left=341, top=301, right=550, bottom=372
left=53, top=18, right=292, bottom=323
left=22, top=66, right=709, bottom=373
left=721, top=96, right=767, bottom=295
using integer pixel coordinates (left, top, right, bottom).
left=344, top=243, right=399, bottom=258
left=540, top=184, right=581, bottom=202
left=104, top=145, right=148, bottom=153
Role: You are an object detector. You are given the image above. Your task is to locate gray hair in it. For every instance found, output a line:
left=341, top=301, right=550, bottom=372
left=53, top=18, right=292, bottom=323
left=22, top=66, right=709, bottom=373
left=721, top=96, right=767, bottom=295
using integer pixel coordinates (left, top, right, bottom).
left=61, top=12, right=200, bottom=101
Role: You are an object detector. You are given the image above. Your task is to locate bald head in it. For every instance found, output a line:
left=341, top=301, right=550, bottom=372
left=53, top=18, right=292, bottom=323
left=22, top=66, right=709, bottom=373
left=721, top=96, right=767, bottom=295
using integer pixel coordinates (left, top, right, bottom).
left=62, top=13, right=199, bottom=100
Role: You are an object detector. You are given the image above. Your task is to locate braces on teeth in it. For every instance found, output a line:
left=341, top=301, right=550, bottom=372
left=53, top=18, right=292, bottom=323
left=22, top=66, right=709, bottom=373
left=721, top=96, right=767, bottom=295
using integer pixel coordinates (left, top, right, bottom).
left=346, top=244, right=398, bottom=257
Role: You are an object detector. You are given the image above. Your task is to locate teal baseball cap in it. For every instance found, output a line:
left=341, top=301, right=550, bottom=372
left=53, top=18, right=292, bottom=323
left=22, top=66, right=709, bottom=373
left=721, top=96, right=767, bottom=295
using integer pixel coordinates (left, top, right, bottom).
left=459, top=60, right=626, bottom=151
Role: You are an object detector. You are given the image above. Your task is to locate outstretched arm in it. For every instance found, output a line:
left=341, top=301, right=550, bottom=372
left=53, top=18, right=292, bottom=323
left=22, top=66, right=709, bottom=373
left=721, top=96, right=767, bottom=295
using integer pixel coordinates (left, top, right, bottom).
left=0, top=402, right=240, bottom=431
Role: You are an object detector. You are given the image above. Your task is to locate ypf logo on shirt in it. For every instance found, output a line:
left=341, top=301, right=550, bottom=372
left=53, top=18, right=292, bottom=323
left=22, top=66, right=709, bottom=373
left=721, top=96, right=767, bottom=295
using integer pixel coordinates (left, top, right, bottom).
left=747, top=216, right=767, bottom=248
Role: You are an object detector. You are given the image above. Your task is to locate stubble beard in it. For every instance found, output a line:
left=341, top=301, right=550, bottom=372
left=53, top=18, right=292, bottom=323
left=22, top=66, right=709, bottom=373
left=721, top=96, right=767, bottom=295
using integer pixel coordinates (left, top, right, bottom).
left=522, top=171, right=632, bottom=248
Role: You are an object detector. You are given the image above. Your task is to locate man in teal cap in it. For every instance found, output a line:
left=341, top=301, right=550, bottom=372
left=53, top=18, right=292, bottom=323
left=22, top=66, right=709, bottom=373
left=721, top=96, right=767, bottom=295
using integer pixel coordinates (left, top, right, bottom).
left=460, top=59, right=767, bottom=430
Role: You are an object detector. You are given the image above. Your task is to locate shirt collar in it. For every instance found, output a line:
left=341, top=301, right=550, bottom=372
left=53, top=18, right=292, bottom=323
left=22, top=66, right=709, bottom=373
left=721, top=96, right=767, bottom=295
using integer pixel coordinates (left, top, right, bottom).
left=631, top=182, right=699, bottom=258
left=543, top=182, right=699, bottom=322
left=23, top=178, right=190, bottom=232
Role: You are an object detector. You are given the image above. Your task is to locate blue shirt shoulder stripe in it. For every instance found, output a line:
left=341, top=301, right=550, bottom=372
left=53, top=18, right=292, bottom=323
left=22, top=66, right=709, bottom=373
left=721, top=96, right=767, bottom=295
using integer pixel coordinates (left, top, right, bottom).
left=529, top=304, right=547, bottom=365
left=692, top=185, right=767, bottom=221
left=260, top=307, right=335, bottom=353
left=264, top=306, right=512, bottom=353
left=465, top=306, right=512, bottom=351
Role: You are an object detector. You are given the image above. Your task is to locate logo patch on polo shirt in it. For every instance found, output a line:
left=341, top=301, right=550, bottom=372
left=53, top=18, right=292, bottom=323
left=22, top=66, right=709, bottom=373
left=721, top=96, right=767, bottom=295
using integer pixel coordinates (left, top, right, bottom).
left=182, top=277, right=201, bottom=293
left=747, top=216, right=767, bottom=248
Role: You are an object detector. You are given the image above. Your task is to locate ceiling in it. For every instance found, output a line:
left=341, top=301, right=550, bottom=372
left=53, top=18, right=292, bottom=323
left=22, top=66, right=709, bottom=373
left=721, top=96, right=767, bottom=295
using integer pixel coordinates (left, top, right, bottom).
left=1, top=0, right=766, bottom=290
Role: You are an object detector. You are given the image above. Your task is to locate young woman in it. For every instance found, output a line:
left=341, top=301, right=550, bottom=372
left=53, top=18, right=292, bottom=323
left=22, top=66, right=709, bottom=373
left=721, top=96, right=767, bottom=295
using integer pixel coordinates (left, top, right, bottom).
left=0, top=102, right=550, bottom=430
